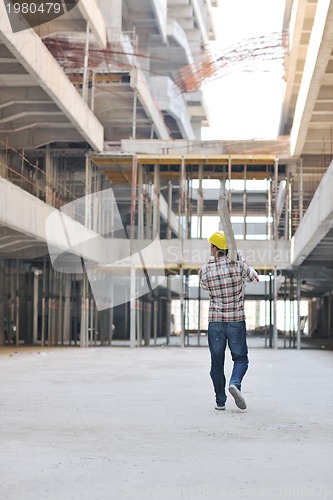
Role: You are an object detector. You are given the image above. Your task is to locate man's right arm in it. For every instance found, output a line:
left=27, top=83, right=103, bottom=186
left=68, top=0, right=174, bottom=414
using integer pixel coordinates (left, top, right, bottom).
left=241, top=261, right=259, bottom=283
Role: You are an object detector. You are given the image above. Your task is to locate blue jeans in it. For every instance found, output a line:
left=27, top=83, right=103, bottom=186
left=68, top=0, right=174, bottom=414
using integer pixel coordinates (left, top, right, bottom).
left=208, top=321, right=249, bottom=406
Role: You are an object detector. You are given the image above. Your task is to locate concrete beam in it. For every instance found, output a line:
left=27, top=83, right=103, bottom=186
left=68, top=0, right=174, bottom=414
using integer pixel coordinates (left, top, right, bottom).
left=0, top=178, right=103, bottom=262
left=292, top=160, right=333, bottom=266
left=290, top=0, right=333, bottom=156
left=76, top=0, right=107, bottom=49
left=150, top=76, right=195, bottom=139
left=279, top=0, right=307, bottom=134
left=0, top=3, right=104, bottom=151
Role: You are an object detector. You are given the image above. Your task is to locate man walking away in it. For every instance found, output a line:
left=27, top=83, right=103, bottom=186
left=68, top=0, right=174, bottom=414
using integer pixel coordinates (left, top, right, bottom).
left=199, top=231, right=259, bottom=411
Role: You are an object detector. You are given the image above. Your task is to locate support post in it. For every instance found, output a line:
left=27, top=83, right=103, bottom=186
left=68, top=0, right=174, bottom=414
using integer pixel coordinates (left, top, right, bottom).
left=82, top=22, right=90, bottom=103
left=297, top=269, right=301, bottom=350
left=299, top=158, right=303, bottom=221
left=153, top=164, right=160, bottom=237
left=197, top=164, right=203, bottom=238
left=180, top=266, right=185, bottom=348
left=274, top=158, right=279, bottom=240
left=243, top=164, right=247, bottom=239
left=130, top=266, right=136, bottom=348
left=33, top=270, right=39, bottom=344
left=273, top=268, right=278, bottom=349
left=228, top=156, right=232, bottom=213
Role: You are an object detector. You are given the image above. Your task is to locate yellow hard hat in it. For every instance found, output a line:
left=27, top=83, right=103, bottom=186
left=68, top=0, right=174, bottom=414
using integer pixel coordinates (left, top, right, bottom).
left=208, top=231, right=228, bottom=250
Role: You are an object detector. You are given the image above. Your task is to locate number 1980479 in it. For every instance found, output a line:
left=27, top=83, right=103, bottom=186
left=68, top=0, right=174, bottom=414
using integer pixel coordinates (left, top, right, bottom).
left=6, top=3, right=62, bottom=15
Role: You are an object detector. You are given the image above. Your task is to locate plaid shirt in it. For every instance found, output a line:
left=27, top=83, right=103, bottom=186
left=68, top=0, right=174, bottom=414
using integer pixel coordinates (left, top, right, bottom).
left=199, top=256, right=258, bottom=322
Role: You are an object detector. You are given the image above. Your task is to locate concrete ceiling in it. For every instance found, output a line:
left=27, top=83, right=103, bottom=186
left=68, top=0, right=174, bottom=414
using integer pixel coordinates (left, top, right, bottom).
left=280, top=0, right=333, bottom=157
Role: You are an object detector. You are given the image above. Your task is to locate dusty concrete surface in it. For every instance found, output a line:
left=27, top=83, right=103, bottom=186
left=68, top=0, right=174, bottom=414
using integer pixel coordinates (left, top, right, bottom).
left=0, top=346, right=332, bottom=500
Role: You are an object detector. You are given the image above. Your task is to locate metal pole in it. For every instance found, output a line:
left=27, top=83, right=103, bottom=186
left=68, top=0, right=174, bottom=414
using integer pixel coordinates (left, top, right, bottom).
left=268, top=178, right=272, bottom=240
left=153, top=164, right=160, bottom=237
left=45, top=145, right=52, bottom=205
left=80, top=276, right=88, bottom=348
left=167, top=180, right=172, bottom=239
left=299, top=158, right=303, bottom=221
left=274, top=158, right=279, bottom=240
left=243, top=164, right=247, bottom=239
left=153, top=293, right=158, bottom=346
left=33, top=270, right=39, bottom=344
left=197, top=283, right=201, bottom=346
left=228, top=156, right=232, bottom=213
left=130, top=266, right=136, bottom=348
left=15, top=260, right=20, bottom=347
left=82, top=22, right=90, bottom=103
left=198, top=164, right=203, bottom=238
left=90, top=70, right=96, bottom=113
left=130, top=155, right=138, bottom=239
left=273, top=268, right=278, bottom=349
left=180, top=266, right=185, bottom=348
left=288, top=175, right=293, bottom=239
left=41, top=257, right=46, bottom=347
left=138, top=164, right=144, bottom=239
left=264, top=275, right=268, bottom=348
left=269, top=272, right=273, bottom=348
left=85, top=154, right=92, bottom=229
left=63, top=275, right=71, bottom=345
left=297, top=269, right=301, bottom=350
left=166, top=276, right=171, bottom=346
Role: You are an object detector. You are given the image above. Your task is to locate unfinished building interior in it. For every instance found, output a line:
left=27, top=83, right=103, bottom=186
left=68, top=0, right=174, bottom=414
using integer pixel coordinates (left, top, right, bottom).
left=0, top=0, right=333, bottom=350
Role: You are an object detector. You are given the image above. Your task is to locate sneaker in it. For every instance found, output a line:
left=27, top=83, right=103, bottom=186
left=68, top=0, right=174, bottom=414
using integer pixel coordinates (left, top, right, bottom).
left=229, top=385, right=247, bottom=410
left=215, top=405, right=225, bottom=411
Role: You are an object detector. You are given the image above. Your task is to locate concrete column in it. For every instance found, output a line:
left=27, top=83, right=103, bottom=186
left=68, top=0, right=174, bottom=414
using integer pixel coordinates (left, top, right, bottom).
left=99, top=0, right=122, bottom=33
left=273, top=269, right=278, bottom=349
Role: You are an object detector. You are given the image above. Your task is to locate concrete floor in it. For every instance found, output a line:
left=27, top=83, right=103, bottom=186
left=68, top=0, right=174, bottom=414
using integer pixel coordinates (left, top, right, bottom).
left=0, top=345, right=332, bottom=500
